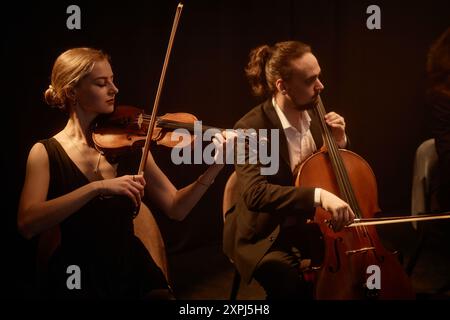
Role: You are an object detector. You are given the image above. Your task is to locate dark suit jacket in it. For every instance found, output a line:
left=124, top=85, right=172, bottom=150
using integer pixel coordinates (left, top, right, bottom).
left=223, top=99, right=325, bottom=284
left=431, top=94, right=450, bottom=210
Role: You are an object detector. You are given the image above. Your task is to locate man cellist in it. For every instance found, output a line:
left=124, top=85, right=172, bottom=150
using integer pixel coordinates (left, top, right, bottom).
left=223, top=40, right=355, bottom=299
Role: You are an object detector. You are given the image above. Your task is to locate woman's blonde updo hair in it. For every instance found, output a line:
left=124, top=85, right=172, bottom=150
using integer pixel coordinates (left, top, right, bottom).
left=44, top=47, right=110, bottom=111
left=245, top=41, right=311, bottom=98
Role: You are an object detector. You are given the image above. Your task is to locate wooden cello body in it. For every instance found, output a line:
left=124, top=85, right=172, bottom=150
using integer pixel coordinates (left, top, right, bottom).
left=295, top=96, right=415, bottom=299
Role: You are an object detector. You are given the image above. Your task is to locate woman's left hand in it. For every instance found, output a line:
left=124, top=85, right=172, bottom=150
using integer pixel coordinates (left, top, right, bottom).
left=325, top=112, right=347, bottom=148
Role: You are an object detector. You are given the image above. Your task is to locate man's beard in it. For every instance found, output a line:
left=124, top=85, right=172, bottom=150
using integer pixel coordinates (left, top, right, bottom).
left=294, top=96, right=319, bottom=111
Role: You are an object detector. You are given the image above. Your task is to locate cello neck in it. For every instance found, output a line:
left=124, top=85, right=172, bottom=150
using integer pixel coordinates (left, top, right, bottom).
left=315, top=96, right=340, bottom=153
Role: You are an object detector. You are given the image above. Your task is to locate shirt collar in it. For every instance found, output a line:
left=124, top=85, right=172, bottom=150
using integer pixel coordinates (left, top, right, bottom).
left=272, top=97, right=311, bottom=134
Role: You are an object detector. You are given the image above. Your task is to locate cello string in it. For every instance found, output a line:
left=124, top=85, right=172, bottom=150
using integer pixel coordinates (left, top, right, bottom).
left=317, top=97, right=361, bottom=215
left=315, top=98, right=366, bottom=237
left=315, top=98, right=349, bottom=202
left=318, top=100, right=366, bottom=238
left=318, top=98, right=359, bottom=214
left=316, top=96, right=370, bottom=239
left=321, top=104, right=367, bottom=237
left=316, top=98, right=357, bottom=213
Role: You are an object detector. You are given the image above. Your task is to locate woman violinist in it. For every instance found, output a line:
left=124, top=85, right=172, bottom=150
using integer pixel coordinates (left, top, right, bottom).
left=17, top=47, right=234, bottom=299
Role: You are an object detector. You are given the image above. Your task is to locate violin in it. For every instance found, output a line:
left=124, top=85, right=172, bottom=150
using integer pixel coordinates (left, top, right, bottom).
left=92, top=105, right=222, bottom=157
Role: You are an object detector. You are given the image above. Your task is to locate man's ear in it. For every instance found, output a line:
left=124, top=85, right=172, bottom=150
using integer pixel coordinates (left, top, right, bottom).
left=275, top=78, right=287, bottom=94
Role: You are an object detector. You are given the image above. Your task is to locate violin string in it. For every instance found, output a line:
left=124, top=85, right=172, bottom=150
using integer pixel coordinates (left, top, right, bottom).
left=135, top=113, right=226, bottom=130
left=133, top=119, right=197, bottom=131
left=133, top=116, right=225, bottom=133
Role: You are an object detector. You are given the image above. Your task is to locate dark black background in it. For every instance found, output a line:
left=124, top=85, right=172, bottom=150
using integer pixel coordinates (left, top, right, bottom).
left=4, top=0, right=449, bottom=298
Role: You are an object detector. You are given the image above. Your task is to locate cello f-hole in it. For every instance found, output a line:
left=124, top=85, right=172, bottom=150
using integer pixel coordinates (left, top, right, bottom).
left=328, top=237, right=343, bottom=273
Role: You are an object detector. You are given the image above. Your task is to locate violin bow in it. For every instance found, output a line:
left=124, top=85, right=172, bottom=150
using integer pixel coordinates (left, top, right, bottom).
left=137, top=2, right=184, bottom=176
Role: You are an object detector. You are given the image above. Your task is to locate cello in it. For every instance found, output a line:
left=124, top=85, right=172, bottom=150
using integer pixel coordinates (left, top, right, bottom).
left=295, top=95, right=416, bottom=299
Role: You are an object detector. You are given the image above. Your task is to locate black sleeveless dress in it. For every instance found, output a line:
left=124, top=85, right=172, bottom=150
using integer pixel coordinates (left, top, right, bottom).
left=40, top=137, right=168, bottom=299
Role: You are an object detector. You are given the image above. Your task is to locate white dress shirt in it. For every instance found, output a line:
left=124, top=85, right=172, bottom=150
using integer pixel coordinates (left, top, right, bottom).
left=272, top=98, right=322, bottom=207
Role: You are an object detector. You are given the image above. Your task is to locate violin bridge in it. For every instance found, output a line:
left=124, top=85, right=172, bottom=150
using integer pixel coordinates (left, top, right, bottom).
left=137, top=113, right=143, bottom=129
left=345, top=247, right=376, bottom=256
